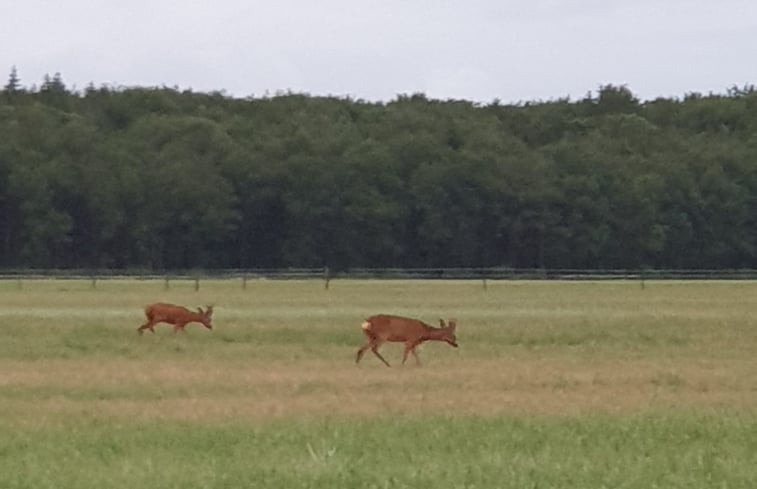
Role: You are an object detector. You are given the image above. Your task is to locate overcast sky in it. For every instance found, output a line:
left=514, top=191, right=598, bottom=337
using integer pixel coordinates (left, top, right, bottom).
left=3, top=0, right=756, bottom=103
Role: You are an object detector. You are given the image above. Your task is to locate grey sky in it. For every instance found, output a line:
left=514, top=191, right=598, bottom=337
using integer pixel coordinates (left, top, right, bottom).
left=3, top=0, right=757, bottom=103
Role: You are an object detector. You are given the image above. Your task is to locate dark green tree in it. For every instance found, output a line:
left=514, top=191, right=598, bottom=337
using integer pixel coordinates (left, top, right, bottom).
left=4, top=66, right=21, bottom=93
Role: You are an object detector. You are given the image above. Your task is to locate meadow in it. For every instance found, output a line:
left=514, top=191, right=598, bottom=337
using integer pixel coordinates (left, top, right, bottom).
left=1, top=279, right=757, bottom=488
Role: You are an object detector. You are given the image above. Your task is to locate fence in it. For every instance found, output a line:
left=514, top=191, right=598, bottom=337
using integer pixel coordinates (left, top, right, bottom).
left=2, top=267, right=757, bottom=291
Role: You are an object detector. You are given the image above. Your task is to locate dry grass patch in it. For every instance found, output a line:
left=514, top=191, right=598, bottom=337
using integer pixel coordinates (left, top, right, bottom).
left=2, top=355, right=755, bottom=423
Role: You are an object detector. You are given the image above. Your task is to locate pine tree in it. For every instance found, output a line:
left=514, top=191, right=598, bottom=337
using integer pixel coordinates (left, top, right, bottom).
left=40, top=73, right=52, bottom=91
left=50, top=72, right=66, bottom=93
left=40, top=72, right=66, bottom=93
left=4, top=66, right=21, bottom=92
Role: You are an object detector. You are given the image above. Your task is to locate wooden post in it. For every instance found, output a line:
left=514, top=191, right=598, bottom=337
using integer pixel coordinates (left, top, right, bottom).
left=324, top=267, right=330, bottom=290
left=91, top=277, right=97, bottom=289
left=242, top=276, right=247, bottom=290
left=194, top=277, right=200, bottom=292
left=164, top=277, right=170, bottom=290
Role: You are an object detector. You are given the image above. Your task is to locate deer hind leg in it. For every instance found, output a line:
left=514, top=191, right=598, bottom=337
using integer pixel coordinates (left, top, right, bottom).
left=357, top=336, right=387, bottom=365
left=356, top=337, right=391, bottom=367
left=356, top=322, right=372, bottom=363
left=356, top=331, right=375, bottom=363
left=356, top=342, right=371, bottom=364
left=357, top=321, right=391, bottom=366
left=370, top=342, right=391, bottom=367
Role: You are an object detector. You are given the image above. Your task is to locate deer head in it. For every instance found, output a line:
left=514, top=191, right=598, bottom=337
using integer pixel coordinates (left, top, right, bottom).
left=196, top=305, right=214, bottom=329
left=443, top=319, right=457, bottom=347
left=435, top=318, right=457, bottom=347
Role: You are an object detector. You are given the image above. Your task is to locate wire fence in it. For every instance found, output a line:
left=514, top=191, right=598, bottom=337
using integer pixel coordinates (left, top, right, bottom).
left=2, top=267, right=757, bottom=291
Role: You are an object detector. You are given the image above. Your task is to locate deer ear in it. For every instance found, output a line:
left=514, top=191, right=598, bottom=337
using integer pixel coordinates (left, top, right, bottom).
left=206, top=305, right=214, bottom=316
left=439, top=318, right=446, bottom=328
left=197, top=307, right=204, bottom=314
left=448, top=319, right=456, bottom=331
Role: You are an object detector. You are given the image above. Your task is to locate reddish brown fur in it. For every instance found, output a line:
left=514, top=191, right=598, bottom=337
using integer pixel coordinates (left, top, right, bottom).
left=356, top=314, right=458, bottom=367
left=138, top=303, right=214, bottom=335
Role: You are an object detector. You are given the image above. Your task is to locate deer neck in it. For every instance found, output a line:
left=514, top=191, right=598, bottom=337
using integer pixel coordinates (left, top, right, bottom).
left=424, top=325, right=448, bottom=342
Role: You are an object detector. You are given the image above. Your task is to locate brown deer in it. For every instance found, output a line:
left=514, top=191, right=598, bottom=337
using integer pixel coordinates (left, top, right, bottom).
left=137, top=303, right=214, bottom=335
left=356, top=314, right=458, bottom=367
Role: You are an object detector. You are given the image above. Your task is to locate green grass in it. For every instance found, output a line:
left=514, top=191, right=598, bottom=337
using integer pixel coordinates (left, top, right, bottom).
left=2, top=279, right=757, bottom=487
left=2, top=416, right=756, bottom=488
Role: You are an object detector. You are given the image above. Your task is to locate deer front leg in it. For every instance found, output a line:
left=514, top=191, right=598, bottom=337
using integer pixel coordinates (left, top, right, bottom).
left=411, top=346, right=421, bottom=366
left=402, top=342, right=414, bottom=365
left=173, top=322, right=186, bottom=333
left=138, top=320, right=155, bottom=335
left=403, top=342, right=421, bottom=366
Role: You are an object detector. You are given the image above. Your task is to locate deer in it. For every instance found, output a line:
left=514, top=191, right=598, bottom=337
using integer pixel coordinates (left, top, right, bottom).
left=355, top=314, right=458, bottom=367
left=137, top=303, right=214, bottom=335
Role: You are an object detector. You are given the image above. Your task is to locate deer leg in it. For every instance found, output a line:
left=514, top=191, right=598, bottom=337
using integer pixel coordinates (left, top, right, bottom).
left=357, top=330, right=380, bottom=365
left=356, top=341, right=372, bottom=364
left=173, top=322, right=186, bottom=333
left=138, top=320, right=155, bottom=335
left=403, top=342, right=422, bottom=366
left=402, top=342, right=413, bottom=365
left=371, top=344, right=391, bottom=367
left=411, top=346, right=421, bottom=366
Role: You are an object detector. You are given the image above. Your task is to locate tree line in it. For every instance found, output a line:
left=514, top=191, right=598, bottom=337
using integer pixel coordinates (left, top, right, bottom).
left=2, top=68, right=757, bottom=270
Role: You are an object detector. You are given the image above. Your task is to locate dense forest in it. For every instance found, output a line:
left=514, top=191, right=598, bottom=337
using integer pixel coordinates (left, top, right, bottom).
left=1, top=68, right=756, bottom=270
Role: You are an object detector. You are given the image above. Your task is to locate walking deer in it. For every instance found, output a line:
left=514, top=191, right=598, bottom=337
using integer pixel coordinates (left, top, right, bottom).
left=355, top=314, right=458, bottom=367
left=138, top=303, right=214, bottom=335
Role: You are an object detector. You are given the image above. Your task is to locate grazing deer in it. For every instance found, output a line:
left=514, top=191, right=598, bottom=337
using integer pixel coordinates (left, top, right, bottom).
left=356, top=314, right=458, bottom=367
left=137, top=303, right=214, bottom=335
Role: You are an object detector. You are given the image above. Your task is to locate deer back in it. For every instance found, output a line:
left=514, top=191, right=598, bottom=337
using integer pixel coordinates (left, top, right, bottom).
left=364, top=314, right=438, bottom=342
left=146, top=303, right=205, bottom=324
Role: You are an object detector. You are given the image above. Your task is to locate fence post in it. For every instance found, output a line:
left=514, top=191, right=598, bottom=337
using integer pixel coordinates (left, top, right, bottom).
left=194, top=277, right=200, bottom=292
left=242, top=275, right=247, bottom=290
left=164, top=277, right=170, bottom=290
left=482, top=277, right=487, bottom=290
left=640, top=267, right=650, bottom=289
left=91, top=277, right=97, bottom=289
left=17, top=278, right=22, bottom=290
left=324, top=267, right=330, bottom=290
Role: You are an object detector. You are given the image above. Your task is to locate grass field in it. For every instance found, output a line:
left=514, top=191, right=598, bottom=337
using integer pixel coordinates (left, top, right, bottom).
left=1, top=279, right=757, bottom=488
